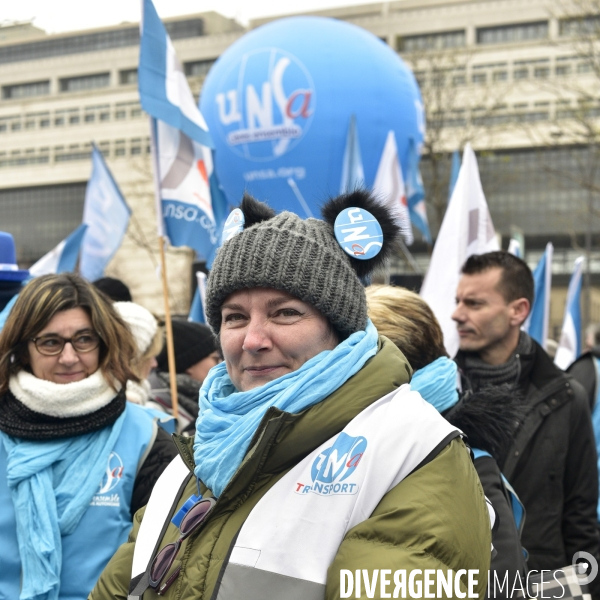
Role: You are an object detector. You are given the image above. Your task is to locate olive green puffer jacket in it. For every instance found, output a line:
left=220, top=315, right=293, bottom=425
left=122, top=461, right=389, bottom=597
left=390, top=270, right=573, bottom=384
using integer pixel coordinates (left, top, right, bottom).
left=90, top=337, right=491, bottom=600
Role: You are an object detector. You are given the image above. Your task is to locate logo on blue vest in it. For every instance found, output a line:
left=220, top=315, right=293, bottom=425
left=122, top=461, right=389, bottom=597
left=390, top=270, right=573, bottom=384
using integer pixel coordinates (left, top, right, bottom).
left=215, top=48, right=316, bottom=161
left=295, top=433, right=367, bottom=496
left=98, top=452, right=124, bottom=494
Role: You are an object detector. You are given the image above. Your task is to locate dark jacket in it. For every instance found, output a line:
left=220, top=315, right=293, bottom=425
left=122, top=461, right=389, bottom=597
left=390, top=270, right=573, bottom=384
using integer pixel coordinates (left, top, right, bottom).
left=445, top=386, right=528, bottom=597
left=568, top=346, right=600, bottom=411
left=148, top=370, right=200, bottom=434
left=130, top=425, right=178, bottom=516
left=456, top=339, right=600, bottom=575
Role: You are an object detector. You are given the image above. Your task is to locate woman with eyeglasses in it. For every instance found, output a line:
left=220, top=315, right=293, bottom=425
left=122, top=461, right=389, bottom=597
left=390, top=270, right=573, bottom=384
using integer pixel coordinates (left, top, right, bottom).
left=92, top=192, right=492, bottom=600
left=0, top=273, right=177, bottom=600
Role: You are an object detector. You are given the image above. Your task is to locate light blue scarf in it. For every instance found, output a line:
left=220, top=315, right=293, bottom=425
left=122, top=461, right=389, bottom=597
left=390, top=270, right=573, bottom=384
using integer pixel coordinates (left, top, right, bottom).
left=194, top=320, right=379, bottom=497
left=410, top=356, right=459, bottom=414
left=0, top=410, right=126, bottom=600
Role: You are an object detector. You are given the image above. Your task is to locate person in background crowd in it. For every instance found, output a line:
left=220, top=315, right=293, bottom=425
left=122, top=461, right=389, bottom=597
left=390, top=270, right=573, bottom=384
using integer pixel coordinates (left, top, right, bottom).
left=113, top=301, right=163, bottom=406
left=452, top=251, right=599, bottom=584
left=113, top=300, right=177, bottom=433
left=0, top=232, right=29, bottom=313
left=568, top=324, right=600, bottom=410
left=92, top=276, right=133, bottom=303
left=585, top=324, right=600, bottom=353
left=367, top=284, right=527, bottom=596
left=91, top=192, right=490, bottom=600
left=149, top=319, right=221, bottom=433
left=568, top=323, right=600, bottom=529
left=0, top=273, right=177, bottom=600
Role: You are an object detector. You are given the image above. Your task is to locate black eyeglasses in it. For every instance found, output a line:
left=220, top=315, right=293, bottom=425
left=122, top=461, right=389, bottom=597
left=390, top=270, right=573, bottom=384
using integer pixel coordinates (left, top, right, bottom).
left=149, top=497, right=216, bottom=594
left=30, top=331, right=101, bottom=356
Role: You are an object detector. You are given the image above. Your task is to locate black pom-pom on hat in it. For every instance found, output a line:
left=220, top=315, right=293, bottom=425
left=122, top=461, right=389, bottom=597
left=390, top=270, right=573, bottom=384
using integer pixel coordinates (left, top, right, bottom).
left=239, top=193, right=276, bottom=228
left=321, top=189, right=401, bottom=279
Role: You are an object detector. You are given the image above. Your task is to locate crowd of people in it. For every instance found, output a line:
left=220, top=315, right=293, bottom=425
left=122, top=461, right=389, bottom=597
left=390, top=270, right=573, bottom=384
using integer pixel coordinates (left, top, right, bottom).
left=0, top=189, right=599, bottom=600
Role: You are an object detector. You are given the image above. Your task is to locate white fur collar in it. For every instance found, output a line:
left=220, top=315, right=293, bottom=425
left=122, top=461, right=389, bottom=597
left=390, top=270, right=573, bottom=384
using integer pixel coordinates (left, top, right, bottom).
left=9, top=370, right=119, bottom=418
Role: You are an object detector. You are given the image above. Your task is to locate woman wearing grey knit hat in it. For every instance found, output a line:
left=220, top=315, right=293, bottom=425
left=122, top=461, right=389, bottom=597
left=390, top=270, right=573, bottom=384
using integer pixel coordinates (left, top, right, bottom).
left=92, top=191, right=492, bottom=600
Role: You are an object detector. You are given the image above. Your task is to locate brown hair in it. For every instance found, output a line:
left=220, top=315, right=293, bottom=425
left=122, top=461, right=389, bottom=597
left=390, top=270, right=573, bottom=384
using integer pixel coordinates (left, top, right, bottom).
left=461, top=251, right=534, bottom=305
left=366, top=284, right=448, bottom=371
left=0, top=273, right=139, bottom=393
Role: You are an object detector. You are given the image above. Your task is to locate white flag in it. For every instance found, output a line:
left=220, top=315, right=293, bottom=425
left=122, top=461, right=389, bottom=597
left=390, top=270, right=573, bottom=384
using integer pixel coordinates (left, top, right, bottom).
left=420, top=143, right=500, bottom=357
left=554, top=256, right=584, bottom=370
left=373, top=131, right=413, bottom=245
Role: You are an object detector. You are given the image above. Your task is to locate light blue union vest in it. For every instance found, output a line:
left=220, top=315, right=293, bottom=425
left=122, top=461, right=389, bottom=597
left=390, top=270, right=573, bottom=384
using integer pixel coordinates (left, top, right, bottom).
left=0, top=403, right=156, bottom=600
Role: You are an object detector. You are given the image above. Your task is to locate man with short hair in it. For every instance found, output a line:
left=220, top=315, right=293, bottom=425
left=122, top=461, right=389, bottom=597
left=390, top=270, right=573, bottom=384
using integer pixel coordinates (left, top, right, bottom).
left=453, top=251, right=599, bottom=577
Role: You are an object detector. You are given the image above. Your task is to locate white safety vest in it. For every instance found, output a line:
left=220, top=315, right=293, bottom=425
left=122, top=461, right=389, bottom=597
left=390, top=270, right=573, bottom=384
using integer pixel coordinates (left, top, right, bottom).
left=129, top=385, right=463, bottom=600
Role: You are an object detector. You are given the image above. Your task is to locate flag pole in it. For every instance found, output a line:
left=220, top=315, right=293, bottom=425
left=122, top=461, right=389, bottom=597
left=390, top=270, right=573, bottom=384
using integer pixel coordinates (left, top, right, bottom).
left=158, top=236, right=179, bottom=419
left=149, top=116, right=179, bottom=419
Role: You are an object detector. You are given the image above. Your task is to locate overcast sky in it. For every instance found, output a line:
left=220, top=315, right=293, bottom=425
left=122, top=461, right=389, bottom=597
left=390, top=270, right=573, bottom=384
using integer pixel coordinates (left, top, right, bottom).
left=2, top=0, right=379, bottom=34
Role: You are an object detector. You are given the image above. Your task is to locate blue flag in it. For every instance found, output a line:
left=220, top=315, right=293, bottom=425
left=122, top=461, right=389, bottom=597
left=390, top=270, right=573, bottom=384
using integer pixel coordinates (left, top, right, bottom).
left=406, top=139, right=431, bottom=244
left=448, top=150, right=461, bottom=202
left=555, top=256, right=584, bottom=369
left=30, top=224, right=89, bottom=277
left=340, top=115, right=365, bottom=193
left=80, top=146, right=130, bottom=281
left=139, top=0, right=213, bottom=148
left=140, top=0, right=223, bottom=261
left=523, top=243, right=553, bottom=349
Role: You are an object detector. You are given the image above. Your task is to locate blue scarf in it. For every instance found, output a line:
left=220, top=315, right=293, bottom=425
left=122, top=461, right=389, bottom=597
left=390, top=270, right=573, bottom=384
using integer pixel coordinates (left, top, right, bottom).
left=194, top=320, right=379, bottom=497
left=0, top=410, right=126, bottom=600
left=410, top=357, right=459, bottom=414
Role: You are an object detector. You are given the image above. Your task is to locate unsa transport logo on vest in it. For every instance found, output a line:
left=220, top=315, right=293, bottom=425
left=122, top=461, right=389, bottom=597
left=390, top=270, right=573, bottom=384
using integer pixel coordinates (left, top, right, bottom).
left=296, top=433, right=367, bottom=496
left=214, top=48, right=315, bottom=161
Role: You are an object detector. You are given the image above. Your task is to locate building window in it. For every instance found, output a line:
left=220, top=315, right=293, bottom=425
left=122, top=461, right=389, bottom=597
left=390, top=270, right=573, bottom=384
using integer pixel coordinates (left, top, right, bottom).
left=40, top=117, right=50, bottom=128
left=397, top=30, right=465, bottom=52
left=556, top=64, right=572, bottom=76
left=84, top=112, right=95, bottom=123
left=514, top=68, right=529, bottom=80
left=59, top=72, right=110, bottom=93
left=452, top=74, right=466, bottom=86
left=493, top=70, right=508, bottom=81
left=534, top=66, right=550, bottom=78
left=472, top=73, right=487, bottom=84
left=69, top=114, right=80, bottom=125
left=130, top=138, right=142, bottom=155
left=115, top=140, right=126, bottom=157
left=560, top=15, right=600, bottom=37
left=0, top=18, right=205, bottom=67
left=98, top=141, right=110, bottom=157
left=184, top=59, right=216, bottom=77
left=477, top=21, right=548, bottom=45
left=119, top=69, right=138, bottom=85
left=2, top=80, right=50, bottom=100
left=0, top=182, right=86, bottom=264
left=578, top=61, right=593, bottom=74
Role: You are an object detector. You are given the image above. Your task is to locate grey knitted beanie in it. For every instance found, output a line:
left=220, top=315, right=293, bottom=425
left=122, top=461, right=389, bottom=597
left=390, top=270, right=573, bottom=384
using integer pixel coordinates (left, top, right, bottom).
left=205, top=190, right=400, bottom=338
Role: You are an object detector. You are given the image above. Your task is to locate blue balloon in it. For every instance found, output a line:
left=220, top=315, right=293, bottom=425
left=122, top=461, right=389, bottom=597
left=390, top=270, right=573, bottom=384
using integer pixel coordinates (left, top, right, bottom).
left=200, top=16, right=425, bottom=217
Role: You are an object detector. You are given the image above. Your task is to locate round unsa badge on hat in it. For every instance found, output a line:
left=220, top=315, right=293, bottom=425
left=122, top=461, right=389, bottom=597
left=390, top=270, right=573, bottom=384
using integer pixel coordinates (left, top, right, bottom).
left=334, top=208, right=383, bottom=260
left=221, top=208, right=245, bottom=245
